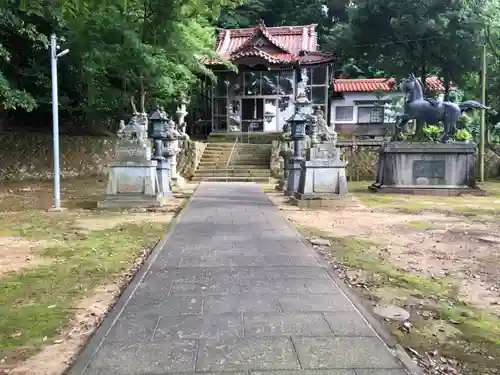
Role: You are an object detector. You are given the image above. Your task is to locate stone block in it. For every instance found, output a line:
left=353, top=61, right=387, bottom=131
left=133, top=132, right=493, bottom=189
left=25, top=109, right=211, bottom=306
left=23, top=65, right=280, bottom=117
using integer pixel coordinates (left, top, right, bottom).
left=204, top=294, right=281, bottom=314
left=238, top=279, right=310, bottom=294
left=243, top=312, right=333, bottom=336
left=153, top=313, right=243, bottom=340
left=292, top=337, right=402, bottom=369
left=322, top=312, right=377, bottom=336
left=196, top=337, right=300, bottom=371
left=277, top=293, right=355, bottom=313
left=122, top=295, right=203, bottom=317
left=85, top=340, right=197, bottom=374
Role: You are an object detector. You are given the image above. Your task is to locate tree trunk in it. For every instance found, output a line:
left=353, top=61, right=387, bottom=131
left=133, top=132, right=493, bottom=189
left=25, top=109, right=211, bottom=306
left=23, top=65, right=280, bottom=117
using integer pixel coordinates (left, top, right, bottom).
left=415, top=60, right=427, bottom=138
left=443, top=72, right=451, bottom=101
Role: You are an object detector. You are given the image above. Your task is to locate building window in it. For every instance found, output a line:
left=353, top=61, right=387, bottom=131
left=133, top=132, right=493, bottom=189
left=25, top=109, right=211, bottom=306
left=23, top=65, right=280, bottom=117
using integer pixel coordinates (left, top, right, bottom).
left=358, top=106, right=384, bottom=124
left=335, top=106, right=354, bottom=121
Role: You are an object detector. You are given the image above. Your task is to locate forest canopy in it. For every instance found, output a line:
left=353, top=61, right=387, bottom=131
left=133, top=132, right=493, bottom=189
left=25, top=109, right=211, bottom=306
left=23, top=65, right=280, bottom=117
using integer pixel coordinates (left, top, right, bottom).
left=1, top=0, right=499, bottom=136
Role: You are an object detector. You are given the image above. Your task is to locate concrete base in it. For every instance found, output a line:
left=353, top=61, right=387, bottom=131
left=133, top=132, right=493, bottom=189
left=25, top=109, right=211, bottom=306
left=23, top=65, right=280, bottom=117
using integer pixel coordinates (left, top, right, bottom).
left=372, top=141, right=483, bottom=195
left=291, top=193, right=356, bottom=209
left=97, top=194, right=170, bottom=209
left=47, top=207, right=67, bottom=213
left=369, top=184, right=487, bottom=196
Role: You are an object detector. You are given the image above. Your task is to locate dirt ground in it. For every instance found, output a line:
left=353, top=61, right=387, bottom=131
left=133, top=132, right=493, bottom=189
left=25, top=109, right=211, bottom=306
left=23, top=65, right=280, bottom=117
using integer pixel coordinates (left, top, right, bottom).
left=269, top=194, right=500, bottom=314
left=0, top=178, right=195, bottom=375
left=268, top=181, right=500, bottom=375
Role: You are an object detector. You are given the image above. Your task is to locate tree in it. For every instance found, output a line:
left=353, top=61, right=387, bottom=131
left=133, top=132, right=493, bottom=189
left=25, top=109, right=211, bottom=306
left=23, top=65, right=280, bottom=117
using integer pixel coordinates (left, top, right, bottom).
left=0, top=0, right=241, bottom=133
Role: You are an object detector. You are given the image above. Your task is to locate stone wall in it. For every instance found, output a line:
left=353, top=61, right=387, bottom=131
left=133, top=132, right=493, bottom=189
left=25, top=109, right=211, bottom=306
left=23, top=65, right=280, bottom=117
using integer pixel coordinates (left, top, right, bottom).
left=0, top=133, right=205, bottom=181
left=177, top=140, right=207, bottom=179
left=271, top=139, right=500, bottom=182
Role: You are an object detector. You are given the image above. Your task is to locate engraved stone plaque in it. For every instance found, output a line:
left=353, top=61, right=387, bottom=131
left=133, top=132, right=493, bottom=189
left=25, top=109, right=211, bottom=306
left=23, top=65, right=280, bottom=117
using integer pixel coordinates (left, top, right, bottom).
left=116, top=140, right=151, bottom=161
left=412, top=160, right=445, bottom=179
left=117, top=170, right=146, bottom=193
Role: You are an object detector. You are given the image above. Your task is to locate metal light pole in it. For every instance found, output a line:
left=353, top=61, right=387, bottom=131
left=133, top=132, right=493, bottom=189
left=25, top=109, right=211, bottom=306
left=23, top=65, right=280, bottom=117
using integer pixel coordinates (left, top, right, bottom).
left=479, top=43, right=487, bottom=183
left=50, top=33, right=69, bottom=211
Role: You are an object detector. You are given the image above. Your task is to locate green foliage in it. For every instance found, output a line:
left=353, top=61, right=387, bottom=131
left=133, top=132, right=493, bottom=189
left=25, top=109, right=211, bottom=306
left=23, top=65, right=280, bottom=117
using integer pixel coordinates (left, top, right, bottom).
left=2, top=0, right=500, bottom=135
left=423, top=124, right=443, bottom=142
left=0, top=0, right=241, bottom=130
left=455, top=128, right=473, bottom=141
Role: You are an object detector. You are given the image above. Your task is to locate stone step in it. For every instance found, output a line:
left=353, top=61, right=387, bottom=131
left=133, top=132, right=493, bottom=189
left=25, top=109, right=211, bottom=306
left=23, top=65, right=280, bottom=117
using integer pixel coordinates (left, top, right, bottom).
left=205, top=142, right=236, bottom=147
left=233, top=153, right=271, bottom=158
left=203, top=148, right=232, bottom=153
left=197, top=164, right=271, bottom=170
left=199, top=156, right=230, bottom=162
left=229, top=159, right=270, bottom=165
left=203, top=148, right=234, bottom=152
left=199, top=159, right=230, bottom=164
left=191, top=176, right=270, bottom=183
left=237, top=144, right=272, bottom=148
left=231, top=157, right=270, bottom=162
left=194, top=170, right=271, bottom=177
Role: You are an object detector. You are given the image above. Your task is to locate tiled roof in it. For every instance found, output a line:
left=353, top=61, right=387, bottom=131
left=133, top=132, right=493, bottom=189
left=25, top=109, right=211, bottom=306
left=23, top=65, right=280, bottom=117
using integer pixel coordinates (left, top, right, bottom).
left=210, top=22, right=332, bottom=65
left=333, top=77, right=446, bottom=92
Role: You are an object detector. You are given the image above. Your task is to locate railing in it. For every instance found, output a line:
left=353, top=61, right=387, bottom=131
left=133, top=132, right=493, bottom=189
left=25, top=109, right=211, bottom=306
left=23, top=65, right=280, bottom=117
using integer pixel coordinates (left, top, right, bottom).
left=225, top=135, right=239, bottom=182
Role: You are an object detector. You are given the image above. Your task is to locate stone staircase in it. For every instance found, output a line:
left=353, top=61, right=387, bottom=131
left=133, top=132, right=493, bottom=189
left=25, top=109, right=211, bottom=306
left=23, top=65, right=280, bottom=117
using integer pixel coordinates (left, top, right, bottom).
left=192, top=142, right=272, bottom=182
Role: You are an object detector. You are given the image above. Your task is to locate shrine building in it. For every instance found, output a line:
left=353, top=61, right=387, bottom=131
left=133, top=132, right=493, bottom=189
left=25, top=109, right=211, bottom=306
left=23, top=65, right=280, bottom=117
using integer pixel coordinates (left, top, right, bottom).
left=196, top=21, right=334, bottom=135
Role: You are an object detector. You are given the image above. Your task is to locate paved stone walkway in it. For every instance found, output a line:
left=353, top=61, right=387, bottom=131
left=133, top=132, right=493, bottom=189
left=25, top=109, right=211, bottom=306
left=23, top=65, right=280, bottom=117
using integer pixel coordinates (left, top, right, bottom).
left=69, top=182, right=410, bottom=375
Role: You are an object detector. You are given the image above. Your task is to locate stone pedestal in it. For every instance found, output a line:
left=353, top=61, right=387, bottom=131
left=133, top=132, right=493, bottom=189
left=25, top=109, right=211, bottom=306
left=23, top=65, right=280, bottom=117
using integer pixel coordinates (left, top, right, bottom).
left=370, top=141, right=486, bottom=196
left=292, top=144, right=348, bottom=206
left=98, top=140, right=168, bottom=208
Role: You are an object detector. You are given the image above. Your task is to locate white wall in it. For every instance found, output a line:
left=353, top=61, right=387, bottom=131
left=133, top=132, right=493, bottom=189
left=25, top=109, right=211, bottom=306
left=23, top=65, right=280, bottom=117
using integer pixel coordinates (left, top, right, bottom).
left=330, top=92, right=403, bottom=125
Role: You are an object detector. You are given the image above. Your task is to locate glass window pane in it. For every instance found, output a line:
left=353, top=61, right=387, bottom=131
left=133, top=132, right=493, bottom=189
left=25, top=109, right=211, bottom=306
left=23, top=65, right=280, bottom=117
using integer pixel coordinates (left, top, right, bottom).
left=228, top=100, right=241, bottom=129
left=264, top=99, right=277, bottom=130
left=311, top=86, right=326, bottom=106
left=244, top=72, right=261, bottom=95
left=300, top=68, right=311, bottom=85
left=242, top=99, right=256, bottom=120
left=278, top=96, right=294, bottom=131
left=213, top=116, right=227, bottom=132
left=371, top=106, right=384, bottom=123
left=312, top=65, right=327, bottom=85
left=358, top=107, right=372, bottom=123
left=335, top=106, right=354, bottom=121
left=278, top=71, right=294, bottom=95
left=214, top=72, right=228, bottom=96
left=214, top=98, right=227, bottom=116
left=228, top=73, right=243, bottom=96
left=261, top=71, right=278, bottom=95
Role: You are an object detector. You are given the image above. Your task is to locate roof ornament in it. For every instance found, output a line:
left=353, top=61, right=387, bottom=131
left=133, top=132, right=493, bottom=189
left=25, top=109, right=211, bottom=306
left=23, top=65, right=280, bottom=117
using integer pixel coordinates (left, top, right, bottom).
left=259, top=19, right=266, bottom=27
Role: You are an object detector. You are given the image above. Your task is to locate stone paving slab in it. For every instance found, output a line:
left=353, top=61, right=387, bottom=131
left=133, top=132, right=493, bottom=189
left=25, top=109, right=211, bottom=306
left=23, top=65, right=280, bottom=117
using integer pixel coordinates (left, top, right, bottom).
left=68, top=182, right=410, bottom=375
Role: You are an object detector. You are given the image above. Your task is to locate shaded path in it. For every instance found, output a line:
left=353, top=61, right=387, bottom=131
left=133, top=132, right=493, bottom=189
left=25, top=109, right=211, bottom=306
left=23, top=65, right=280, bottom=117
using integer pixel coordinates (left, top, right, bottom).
left=68, top=182, right=410, bottom=375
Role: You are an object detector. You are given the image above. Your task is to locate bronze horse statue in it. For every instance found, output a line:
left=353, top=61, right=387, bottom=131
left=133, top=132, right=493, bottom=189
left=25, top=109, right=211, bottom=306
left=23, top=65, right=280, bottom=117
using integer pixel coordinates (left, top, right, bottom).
left=394, top=74, right=489, bottom=143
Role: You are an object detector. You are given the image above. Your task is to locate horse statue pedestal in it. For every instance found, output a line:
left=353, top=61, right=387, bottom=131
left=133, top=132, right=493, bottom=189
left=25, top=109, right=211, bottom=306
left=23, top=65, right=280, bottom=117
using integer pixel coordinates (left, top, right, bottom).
left=369, top=142, right=487, bottom=196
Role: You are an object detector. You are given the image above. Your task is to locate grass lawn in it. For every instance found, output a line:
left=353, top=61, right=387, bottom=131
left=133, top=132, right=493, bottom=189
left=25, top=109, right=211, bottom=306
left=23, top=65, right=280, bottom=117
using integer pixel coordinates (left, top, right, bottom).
left=0, top=177, right=190, bottom=368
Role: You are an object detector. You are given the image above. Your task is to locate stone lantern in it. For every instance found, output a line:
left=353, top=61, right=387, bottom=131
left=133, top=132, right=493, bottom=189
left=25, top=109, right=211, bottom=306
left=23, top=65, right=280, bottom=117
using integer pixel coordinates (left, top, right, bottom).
left=284, top=109, right=308, bottom=196
left=148, top=108, right=172, bottom=197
